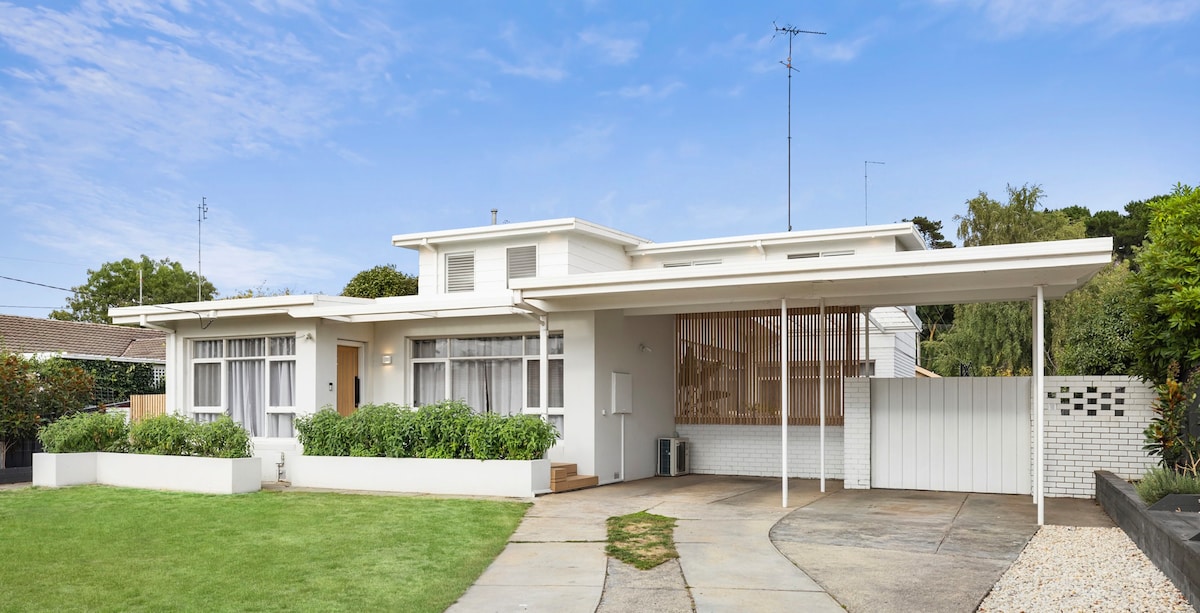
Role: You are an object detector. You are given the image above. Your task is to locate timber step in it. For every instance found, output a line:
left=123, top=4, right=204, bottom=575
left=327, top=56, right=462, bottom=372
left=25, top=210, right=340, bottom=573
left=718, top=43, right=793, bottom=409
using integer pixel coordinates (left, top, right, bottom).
left=550, top=462, right=599, bottom=493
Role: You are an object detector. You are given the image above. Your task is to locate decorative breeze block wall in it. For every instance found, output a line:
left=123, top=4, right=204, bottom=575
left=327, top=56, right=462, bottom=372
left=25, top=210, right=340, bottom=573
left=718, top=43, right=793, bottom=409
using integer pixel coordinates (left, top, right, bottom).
left=1043, top=376, right=1157, bottom=498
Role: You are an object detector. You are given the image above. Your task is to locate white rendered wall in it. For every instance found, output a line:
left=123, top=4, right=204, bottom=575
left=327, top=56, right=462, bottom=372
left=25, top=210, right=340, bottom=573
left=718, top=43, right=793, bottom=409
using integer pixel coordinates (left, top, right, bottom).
left=676, top=424, right=845, bottom=479
left=1042, top=376, right=1157, bottom=498
left=590, top=312, right=676, bottom=484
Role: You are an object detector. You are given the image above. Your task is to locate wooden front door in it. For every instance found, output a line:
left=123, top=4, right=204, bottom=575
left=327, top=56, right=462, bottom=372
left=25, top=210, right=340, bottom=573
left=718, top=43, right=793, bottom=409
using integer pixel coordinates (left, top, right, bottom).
left=337, top=345, right=360, bottom=416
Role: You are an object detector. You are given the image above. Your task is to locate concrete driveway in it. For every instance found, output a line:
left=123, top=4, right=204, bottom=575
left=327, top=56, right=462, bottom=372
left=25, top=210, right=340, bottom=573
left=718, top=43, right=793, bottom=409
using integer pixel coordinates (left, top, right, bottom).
left=449, top=475, right=1113, bottom=613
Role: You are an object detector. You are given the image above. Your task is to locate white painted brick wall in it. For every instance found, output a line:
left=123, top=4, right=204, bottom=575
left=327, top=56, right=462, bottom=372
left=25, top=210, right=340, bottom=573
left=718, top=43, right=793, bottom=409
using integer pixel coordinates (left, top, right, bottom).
left=1042, top=376, right=1156, bottom=498
left=676, top=424, right=844, bottom=478
left=842, top=377, right=871, bottom=489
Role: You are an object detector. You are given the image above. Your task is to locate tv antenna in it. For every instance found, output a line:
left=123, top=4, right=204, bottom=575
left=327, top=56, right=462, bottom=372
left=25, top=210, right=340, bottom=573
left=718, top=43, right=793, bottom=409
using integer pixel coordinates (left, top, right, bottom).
left=774, top=23, right=825, bottom=232
left=197, top=197, right=208, bottom=302
left=864, top=161, right=885, bottom=225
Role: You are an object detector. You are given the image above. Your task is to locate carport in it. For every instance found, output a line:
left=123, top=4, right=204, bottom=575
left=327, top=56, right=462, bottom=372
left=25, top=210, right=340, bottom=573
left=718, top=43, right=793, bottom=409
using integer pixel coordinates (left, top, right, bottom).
left=512, top=236, right=1113, bottom=524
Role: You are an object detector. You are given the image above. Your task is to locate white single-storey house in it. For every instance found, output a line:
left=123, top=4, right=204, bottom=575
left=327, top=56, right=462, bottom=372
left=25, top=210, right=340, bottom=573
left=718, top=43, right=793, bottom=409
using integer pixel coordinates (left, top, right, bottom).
left=110, top=218, right=1113, bottom=520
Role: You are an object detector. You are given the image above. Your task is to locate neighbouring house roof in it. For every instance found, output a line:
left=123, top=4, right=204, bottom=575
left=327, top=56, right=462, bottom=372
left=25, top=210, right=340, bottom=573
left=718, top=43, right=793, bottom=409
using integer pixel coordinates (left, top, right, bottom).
left=0, top=314, right=167, bottom=362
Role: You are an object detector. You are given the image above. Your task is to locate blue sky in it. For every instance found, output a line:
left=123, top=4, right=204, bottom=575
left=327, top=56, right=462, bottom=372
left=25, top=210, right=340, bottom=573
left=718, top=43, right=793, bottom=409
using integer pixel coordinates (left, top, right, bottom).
left=2, top=0, right=1197, bottom=318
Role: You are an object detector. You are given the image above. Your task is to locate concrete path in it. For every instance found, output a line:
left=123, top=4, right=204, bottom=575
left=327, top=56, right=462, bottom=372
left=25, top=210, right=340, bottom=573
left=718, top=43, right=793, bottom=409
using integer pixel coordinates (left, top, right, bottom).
left=448, top=475, right=843, bottom=613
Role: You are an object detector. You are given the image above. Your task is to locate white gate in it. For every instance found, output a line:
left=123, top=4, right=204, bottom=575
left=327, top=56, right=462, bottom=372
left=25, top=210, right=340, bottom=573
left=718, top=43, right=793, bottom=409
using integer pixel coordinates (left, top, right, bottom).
left=870, top=378, right=1031, bottom=494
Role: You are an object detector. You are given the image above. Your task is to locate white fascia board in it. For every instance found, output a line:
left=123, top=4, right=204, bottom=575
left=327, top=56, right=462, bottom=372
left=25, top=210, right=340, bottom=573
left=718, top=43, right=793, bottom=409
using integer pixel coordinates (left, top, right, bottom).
left=290, top=293, right=517, bottom=320
left=109, top=294, right=373, bottom=325
left=515, top=238, right=1112, bottom=301
left=392, top=217, right=649, bottom=249
left=624, top=223, right=925, bottom=257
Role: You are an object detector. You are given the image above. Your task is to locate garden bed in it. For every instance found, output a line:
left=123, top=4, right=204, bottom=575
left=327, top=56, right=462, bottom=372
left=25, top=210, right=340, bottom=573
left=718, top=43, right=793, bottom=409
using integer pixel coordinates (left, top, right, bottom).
left=287, top=455, right=550, bottom=498
left=1095, top=470, right=1200, bottom=610
left=33, top=452, right=261, bottom=494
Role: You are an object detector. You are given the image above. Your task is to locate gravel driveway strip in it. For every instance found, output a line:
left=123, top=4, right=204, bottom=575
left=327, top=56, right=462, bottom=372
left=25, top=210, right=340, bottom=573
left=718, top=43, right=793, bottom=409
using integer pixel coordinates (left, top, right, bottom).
left=979, top=525, right=1191, bottom=613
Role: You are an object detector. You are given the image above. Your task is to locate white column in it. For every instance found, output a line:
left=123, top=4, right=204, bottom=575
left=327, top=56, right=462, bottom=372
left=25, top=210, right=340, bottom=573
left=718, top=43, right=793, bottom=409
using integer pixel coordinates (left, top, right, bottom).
left=781, top=298, right=789, bottom=507
left=819, top=299, right=826, bottom=493
left=1034, top=286, right=1045, bottom=525
left=540, top=315, right=549, bottom=418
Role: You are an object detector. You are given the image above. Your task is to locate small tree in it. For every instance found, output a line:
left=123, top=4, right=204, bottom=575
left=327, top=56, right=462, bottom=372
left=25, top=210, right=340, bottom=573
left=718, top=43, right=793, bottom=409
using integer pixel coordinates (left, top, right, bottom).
left=1130, top=184, right=1200, bottom=384
left=50, top=255, right=216, bottom=324
left=342, top=264, right=418, bottom=299
left=0, top=353, right=94, bottom=468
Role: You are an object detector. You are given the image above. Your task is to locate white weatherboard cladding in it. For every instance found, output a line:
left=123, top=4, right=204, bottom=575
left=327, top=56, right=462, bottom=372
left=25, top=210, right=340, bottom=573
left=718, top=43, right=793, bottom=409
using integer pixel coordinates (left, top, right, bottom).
left=565, top=234, right=631, bottom=274
left=871, top=377, right=1032, bottom=495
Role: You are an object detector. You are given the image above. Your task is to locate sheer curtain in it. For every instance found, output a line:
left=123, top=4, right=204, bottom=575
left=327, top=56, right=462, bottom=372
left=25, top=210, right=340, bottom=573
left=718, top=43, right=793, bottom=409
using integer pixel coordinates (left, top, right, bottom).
left=228, top=360, right=264, bottom=437
left=269, top=361, right=295, bottom=407
left=193, top=363, right=221, bottom=407
left=452, top=359, right=522, bottom=415
left=413, top=362, right=446, bottom=406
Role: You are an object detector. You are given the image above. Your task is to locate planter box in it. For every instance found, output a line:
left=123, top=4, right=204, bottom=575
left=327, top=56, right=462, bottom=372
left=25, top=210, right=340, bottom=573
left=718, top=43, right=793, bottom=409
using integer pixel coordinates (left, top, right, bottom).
left=288, top=455, right=551, bottom=498
left=33, top=452, right=261, bottom=495
left=1095, top=470, right=1200, bottom=611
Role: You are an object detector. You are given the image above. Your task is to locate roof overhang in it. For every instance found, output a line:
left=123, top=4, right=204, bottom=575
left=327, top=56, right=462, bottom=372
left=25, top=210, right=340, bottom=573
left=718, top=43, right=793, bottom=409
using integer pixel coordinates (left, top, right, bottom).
left=392, top=217, right=649, bottom=250
left=511, top=238, right=1114, bottom=315
left=625, top=223, right=927, bottom=257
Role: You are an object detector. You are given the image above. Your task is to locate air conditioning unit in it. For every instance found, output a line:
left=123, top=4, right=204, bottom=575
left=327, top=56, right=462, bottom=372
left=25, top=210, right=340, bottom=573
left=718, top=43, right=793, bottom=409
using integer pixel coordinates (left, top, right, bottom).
left=657, top=437, right=689, bottom=477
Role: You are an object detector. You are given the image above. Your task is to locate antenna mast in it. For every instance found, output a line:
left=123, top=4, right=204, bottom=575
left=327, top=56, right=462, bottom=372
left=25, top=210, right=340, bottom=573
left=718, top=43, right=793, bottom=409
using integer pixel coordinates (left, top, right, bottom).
left=197, top=197, right=208, bottom=302
left=864, top=161, right=885, bottom=225
left=775, top=23, right=825, bottom=232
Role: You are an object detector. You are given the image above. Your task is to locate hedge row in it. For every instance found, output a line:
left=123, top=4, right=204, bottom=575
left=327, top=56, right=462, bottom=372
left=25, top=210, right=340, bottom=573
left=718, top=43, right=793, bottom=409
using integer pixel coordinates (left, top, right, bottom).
left=294, top=401, right=557, bottom=461
left=38, top=412, right=252, bottom=459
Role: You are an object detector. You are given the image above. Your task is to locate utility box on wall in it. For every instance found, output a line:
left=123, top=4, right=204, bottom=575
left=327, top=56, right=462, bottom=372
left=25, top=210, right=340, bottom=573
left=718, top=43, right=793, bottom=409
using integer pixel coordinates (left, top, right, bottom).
left=611, top=372, right=632, bottom=415
left=657, top=437, right=689, bottom=477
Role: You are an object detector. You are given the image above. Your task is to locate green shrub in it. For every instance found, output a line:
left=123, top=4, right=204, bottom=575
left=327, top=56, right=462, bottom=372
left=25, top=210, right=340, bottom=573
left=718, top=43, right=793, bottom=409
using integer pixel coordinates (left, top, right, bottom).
left=1136, top=466, right=1200, bottom=504
left=295, top=408, right=352, bottom=456
left=496, top=414, right=558, bottom=461
left=129, top=414, right=194, bottom=456
left=191, top=416, right=252, bottom=459
left=414, top=401, right=474, bottom=459
left=295, top=401, right=558, bottom=460
left=38, top=411, right=129, bottom=453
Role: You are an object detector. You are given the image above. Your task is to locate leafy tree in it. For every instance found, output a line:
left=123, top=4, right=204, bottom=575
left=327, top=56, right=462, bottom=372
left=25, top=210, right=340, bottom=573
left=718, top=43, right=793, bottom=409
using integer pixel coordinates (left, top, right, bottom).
left=1049, top=263, right=1136, bottom=375
left=903, top=216, right=955, bottom=340
left=342, top=264, right=418, bottom=299
left=0, top=353, right=94, bottom=468
left=1130, top=184, right=1200, bottom=384
left=903, top=215, right=955, bottom=249
left=50, top=256, right=216, bottom=324
left=923, top=184, right=1085, bottom=375
left=223, top=283, right=294, bottom=299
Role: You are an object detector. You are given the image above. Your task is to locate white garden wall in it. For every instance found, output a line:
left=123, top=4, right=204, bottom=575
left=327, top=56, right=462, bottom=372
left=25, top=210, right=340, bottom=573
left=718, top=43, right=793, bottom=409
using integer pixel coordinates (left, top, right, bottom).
left=287, top=456, right=551, bottom=498
left=33, top=452, right=262, bottom=494
left=675, top=424, right=844, bottom=479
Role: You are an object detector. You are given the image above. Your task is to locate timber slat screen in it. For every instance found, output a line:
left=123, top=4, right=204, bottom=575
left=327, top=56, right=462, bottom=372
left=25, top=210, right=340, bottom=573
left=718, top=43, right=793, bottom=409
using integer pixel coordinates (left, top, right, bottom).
left=129, top=394, right=167, bottom=422
left=675, top=307, right=861, bottom=426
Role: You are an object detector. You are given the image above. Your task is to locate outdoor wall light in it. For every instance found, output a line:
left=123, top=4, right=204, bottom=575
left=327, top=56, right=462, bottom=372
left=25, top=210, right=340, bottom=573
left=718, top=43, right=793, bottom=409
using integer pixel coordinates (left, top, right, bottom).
left=381, top=354, right=393, bottom=365
left=638, top=343, right=652, bottom=353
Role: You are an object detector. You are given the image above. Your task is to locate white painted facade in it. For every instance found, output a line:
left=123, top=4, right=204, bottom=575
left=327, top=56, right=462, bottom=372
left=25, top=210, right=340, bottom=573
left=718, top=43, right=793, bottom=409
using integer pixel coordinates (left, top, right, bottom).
left=111, top=217, right=1114, bottom=496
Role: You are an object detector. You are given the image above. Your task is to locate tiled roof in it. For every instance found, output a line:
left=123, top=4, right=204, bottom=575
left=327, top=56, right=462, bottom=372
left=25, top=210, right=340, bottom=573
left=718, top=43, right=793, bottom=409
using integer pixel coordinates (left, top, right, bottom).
left=0, top=314, right=166, bottom=361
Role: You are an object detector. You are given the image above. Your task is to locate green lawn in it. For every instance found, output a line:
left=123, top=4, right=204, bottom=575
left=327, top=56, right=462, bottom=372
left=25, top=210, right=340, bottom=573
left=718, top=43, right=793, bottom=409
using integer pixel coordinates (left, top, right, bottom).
left=0, top=486, right=528, bottom=613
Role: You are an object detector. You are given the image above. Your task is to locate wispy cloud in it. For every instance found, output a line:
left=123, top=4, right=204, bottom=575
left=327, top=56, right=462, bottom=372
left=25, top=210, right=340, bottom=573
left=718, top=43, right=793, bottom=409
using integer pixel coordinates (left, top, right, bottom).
left=578, top=28, right=641, bottom=64
left=606, top=80, right=684, bottom=100
left=937, top=0, right=1200, bottom=34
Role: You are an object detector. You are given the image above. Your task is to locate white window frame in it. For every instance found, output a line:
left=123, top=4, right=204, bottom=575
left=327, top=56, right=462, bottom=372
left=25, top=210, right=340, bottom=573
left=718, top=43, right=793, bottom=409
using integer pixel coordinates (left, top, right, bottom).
left=188, top=335, right=297, bottom=437
left=410, top=334, right=564, bottom=414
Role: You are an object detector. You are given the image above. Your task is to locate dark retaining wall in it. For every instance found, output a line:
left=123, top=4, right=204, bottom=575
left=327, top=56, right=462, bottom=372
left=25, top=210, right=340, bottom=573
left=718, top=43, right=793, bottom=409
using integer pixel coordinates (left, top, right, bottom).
left=1096, top=470, right=1200, bottom=612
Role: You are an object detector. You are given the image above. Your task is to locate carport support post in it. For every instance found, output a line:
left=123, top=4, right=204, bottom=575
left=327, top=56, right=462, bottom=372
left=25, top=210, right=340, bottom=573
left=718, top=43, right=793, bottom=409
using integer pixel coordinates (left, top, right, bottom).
left=1034, top=285, right=1045, bottom=526
left=540, top=315, right=549, bottom=419
left=781, top=298, right=789, bottom=507
left=819, top=299, right=826, bottom=493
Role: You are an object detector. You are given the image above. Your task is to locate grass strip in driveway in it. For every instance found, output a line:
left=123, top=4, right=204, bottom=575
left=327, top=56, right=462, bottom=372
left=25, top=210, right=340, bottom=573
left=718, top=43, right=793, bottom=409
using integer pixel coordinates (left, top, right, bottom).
left=606, top=511, right=678, bottom=570
left=0, top=485, right=527, bottom=613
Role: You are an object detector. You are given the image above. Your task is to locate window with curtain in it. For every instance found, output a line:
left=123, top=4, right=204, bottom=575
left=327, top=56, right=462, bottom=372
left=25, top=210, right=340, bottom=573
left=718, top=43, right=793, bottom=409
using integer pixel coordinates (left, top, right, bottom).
left=412, top=334, right=563, bottom=415
left=190, top=335, right=296, bottom=437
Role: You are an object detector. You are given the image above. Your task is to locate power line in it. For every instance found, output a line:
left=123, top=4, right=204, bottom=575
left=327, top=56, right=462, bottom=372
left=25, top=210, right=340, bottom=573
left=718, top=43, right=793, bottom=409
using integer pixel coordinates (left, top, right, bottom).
left=0, top=273, right=213, bottom=328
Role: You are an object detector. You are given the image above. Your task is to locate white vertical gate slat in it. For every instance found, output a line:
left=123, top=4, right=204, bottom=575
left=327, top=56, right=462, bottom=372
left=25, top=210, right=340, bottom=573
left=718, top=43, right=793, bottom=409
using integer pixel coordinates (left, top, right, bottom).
left=871, top=377, right=1031, bottom=495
